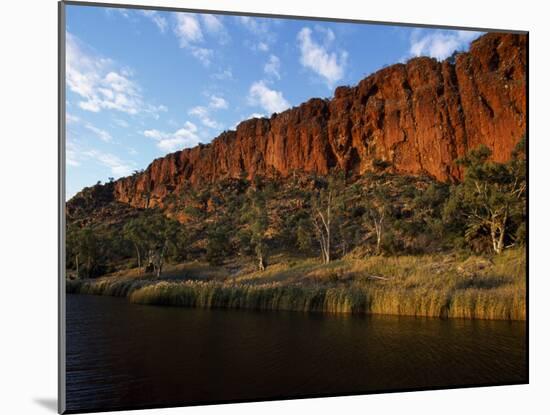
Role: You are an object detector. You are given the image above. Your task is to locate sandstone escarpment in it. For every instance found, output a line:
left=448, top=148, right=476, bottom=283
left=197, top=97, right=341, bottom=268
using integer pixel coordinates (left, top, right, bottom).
left=111, top=32, right=526, bottom=209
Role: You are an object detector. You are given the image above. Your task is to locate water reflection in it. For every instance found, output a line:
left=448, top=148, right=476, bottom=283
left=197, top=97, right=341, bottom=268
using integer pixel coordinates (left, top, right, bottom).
left=66, top=294, right=526, bottom=412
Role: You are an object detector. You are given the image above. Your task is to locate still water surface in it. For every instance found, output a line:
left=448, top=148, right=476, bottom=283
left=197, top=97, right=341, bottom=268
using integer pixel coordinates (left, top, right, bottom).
left=66, top=294, right=526, bottom=412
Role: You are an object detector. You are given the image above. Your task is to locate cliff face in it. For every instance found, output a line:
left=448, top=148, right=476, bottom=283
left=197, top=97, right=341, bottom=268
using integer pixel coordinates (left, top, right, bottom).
left=113, top=33, right=526, bottom=209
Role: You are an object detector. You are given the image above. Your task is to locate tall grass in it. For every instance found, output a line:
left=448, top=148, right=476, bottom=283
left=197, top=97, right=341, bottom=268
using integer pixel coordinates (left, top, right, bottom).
left=128, top=281, right=369, bottom=314
left=67, top=248, right=526, bottom=320
left=66, top=277, right=153, bottom=297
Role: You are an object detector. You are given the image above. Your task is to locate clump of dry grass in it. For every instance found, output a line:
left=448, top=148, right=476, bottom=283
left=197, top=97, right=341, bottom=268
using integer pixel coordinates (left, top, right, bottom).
left=128, top=281, right=369, bottom=314
left=66, top=277, right=154, bottom=297
left=67, top=248, right=526, bottom=320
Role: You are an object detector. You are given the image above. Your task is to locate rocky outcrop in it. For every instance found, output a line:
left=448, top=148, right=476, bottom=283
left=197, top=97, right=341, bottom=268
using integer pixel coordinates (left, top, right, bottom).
left=112, top=32, right=526, bottom=208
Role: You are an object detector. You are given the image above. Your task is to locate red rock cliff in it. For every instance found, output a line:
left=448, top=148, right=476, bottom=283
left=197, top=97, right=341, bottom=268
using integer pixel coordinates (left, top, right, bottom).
left=113, top=32, right=526, bottom=208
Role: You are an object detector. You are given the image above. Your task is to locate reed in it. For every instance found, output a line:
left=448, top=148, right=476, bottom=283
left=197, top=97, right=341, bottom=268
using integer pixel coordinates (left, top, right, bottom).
left=67, top=248, right=526, bottom=320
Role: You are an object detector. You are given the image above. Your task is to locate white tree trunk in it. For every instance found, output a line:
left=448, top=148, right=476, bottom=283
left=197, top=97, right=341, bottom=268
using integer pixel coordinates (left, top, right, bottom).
left=373, top=211, right=384, bottom=255
left=490, top=211, right=507, bottom=255
left=156, top=241, right=167, bottom=278
left=374, top=221, right=381, bottom=255
left=133, top=242, right=141, bottom=271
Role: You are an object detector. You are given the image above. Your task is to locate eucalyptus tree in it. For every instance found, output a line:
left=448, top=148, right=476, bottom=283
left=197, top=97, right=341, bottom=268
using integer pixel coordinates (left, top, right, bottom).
left=444, top=139, right=526, bottom=254
left=241, top=183, right=270, bottom=271
left=311, top=171, right=346, bottom=264
left=362, top=182, right=392, bottom=255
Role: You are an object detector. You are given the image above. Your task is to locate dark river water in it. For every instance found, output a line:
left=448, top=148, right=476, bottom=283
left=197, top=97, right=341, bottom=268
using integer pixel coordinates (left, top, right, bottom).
left=66, top=294, right=527, bottom=413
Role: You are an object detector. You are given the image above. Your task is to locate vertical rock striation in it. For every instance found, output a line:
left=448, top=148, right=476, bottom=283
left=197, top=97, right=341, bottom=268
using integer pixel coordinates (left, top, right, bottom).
left=112, top=33, right=526, bottom=208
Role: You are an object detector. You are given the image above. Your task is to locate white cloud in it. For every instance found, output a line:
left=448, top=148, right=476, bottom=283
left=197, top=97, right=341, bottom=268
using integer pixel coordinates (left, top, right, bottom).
left=66, top=141, right=80, bottom=167
left=187, top=95, right=228, bottom=129
left=201, top=14, right=223, bottom=34
left=173, top=13, right=228, bottom=66
left=66, top=113, right=80, bottom=124
left=209, top=95, right=228, bottom=109
left=248, top=80, right=290, bottom=114
left=230, top=112, right=266, bottom=130
left=409, top=30, right=482, bottom=61
left=202, top=14, right=229, bottom=44
left=66, top=138, right=136, bottom=180
left=249, top=113, right=266, bottom=119
left=140, top=10, right=168, bottom=33
left=238, top=16, right=270, bottom=36
left=264, top=54, right=281, bottom=79
left=118, top=9, right=131, bottom=18
left=68, top=140, right=135, bottom=177
left=66, top=113, right=114, bottom=143
left=84, top=123, right=112, bottom=142
left=66, top=33, right=166, bottom=116
left=174, top=13, right=203, bottom=45
left=188, top=106, right=221, bottom=129
left=142, top=130, right=164, bottom=140
left=83, top=149, right=134, bottom=176
left=143, top=121, right=201, bottom=152
left=239, top=16, right=277, bottom=52
left=257, top=42, right=269, bottom=52
left=190, top=47, right=213, bottom=66
left=212, top=68, right=233, bottom=80
left=297, top=27, right=348, bottom=88
left=108, top=8, right=167, bottom=34
left=316, top=25, right=335, bottom=43
left=67, top=157, right=80, bottom=167
left=107, top=8, right=131, bottom=19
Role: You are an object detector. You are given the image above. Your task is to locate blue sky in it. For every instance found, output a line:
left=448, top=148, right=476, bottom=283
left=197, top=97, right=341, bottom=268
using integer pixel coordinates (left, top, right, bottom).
left=65, top=5, right=483, bottom=199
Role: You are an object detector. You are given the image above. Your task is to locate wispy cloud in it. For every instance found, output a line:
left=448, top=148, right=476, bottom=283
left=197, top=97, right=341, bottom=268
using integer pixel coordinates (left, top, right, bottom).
left=174, top=13, right=203, bottom=44
left=66, top=33, right=166, bottom=116
left=66, top=113, right=80, bottom=124
left=201, top=14, right=223, bottom=32
left=84, top=149, right=135, bottom=176
left=67, top=112, right=113, bottom=142
left=264, top=54, right=281, bottom=80
left=249, top=113, right=265, bottom=119
left=230, top=112, right=266, bottom=130
left=238, top=16, right=270, bottom=36
left=297, top=27, right=348, bottom=88
left=84, top=123, right=112, bottom=142
left=201, top=14, right=229, bottom=43
left=173, top=13, right=210, bottom=66
left=238, top=16, right=277, bottom=52
left=188, top=106, right=221, bottom=129
left=173, top=13, right=228, bottom=66
left=105, top=8, right=131, bottom=19
left=140, top=10, right=168, bottom=33
left=208, top=95, right=228, bottom=109
left=191, top=47, right=213, bottom=66
left=408, top=29, right=482, bottom=61
left=67, top=139, right=135, bottom=177
left=212, top=68, right=233, bottom=80
left=257, top=42, right=269, bottom=52
left=248, top=80, right=290, bottom=114
left=66, top=141, right=81, bottom=167
left=187, top=93, right=228, bottom=128
left=143, top=121, right=201, bottom=152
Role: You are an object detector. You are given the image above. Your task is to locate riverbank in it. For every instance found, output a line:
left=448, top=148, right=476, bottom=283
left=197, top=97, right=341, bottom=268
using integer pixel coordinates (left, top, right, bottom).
left=66, top=248, right=526, bottom=320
